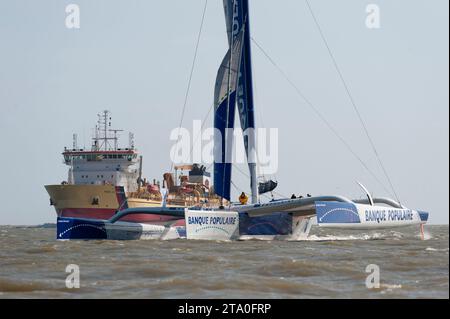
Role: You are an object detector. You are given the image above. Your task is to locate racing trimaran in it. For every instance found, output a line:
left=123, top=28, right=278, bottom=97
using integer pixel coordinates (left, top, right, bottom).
left=57, top=0, right=429, bottom=241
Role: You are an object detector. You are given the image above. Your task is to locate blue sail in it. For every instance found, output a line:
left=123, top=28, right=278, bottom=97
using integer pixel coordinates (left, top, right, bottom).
left=214, top=0, right=255, bottom=201
left=213, top=26, right=243, bottom=201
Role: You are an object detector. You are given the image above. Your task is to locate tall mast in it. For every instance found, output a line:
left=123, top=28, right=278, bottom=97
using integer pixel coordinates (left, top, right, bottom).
left=241, top=0, right=258, bottom=203
left=222, top=0, right=235, bottom=206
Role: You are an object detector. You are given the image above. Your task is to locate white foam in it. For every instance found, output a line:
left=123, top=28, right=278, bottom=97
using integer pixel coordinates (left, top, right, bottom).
left=422, top=230, right=433, bottom=240
left=380, top=283, right=402, bottom=294
left=381, top=283, right=402, bottom=289
left=304, top=233, right=382, bottom=242
left=425, top=247, right=449, bottom=252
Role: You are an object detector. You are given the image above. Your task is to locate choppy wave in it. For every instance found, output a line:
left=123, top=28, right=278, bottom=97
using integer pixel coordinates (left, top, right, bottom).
left=0, top=224, right=448, bottom=298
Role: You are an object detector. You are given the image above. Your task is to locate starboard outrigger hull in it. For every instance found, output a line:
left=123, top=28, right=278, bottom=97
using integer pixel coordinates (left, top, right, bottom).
left=315, top=201, right=428, bottom=229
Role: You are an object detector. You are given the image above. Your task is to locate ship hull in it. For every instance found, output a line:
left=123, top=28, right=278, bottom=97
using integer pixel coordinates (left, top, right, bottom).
left=45, top=184, right=180, bottom=223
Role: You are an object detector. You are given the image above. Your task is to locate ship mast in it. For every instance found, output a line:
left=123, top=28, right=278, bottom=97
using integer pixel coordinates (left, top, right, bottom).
left=93, top=110, right=123, bottom=151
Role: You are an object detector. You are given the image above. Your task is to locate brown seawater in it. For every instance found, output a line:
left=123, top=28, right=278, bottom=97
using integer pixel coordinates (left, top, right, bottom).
left=0, top=224, right=448, bottom=298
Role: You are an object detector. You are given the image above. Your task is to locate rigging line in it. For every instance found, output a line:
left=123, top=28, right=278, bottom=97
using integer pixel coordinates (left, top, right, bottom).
left=252, top=55, right=277, bottom=184
left=233, top=163, right=288, bottom=199
left=230, top=180, right=249, bottom=202
left=233, top=163, right=250, bottom=178
left=231, top=179, right=267, bottom=200
left=304, top=0, right=401, bottom=204
left=231, top=165, right=252, bottom=196
left=250, top=36, right=395, bottom=198
left=230, top=180, right=244, bottom=193
left=171, top=0, right=209, bottom=172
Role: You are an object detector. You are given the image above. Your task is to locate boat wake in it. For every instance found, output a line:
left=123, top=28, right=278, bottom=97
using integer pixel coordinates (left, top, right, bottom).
left=301, top=228, right=414, bottom=242
left=301, top=233, right=385, bottom=242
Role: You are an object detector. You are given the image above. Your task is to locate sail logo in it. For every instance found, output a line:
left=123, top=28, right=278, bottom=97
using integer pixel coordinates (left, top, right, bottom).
left=237, top=72, right=247, bottom=128
left=232, top=0, right=242, bottom=40
left=170, top=120, right=279, bottom=174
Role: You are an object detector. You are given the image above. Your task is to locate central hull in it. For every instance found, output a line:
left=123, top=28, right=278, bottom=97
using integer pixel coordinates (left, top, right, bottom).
left=56, top=209, right=315, bottom=241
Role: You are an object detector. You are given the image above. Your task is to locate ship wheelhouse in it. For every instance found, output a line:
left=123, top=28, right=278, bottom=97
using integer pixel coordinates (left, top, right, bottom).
left=61, top=111, right=140, bottom=193
left=63, top=149, right=138, bottom=164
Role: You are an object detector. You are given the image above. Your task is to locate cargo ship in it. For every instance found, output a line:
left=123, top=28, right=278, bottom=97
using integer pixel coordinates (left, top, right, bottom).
left=45, top=110, right=222, bottom=223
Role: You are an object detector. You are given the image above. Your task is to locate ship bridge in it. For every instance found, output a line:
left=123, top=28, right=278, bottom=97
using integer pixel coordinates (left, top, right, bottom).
left=62, top=149, right=138, bottom=164
left=62, top=111, right=140, bottom=193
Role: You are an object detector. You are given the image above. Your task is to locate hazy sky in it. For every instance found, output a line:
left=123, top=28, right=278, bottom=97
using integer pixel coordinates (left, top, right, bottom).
left=0, top=0, right=448, bottom=225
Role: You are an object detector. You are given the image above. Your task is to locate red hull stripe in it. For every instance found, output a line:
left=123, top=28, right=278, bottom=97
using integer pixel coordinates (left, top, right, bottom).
left=60, top=208, right=182, bottom=223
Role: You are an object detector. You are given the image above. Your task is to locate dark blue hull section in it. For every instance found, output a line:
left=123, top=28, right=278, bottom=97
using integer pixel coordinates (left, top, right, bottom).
left=57, top=217, right=107, bottom=240
left=239, top=212, right=292, bottom=235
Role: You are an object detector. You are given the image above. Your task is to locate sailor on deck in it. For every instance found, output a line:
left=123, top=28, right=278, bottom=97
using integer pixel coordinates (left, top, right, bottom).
left=239, top=192, right=249, bottom=205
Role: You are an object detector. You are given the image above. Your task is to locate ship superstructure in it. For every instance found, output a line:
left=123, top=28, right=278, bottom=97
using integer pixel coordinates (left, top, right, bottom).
left=63, top=110, right=139, bottom=193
